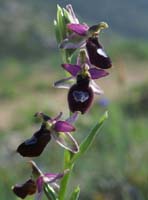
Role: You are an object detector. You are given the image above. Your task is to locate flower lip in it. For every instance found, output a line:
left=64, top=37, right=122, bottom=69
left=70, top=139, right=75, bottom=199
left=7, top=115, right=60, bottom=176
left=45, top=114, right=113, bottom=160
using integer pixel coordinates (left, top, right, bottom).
left=17, top=124, right=51, bottom=157
left=12, top=179, right=37, bottom=199
left=76, top=73, right=90, bottom=87
left=73, top=90, right=89, bottom=103
left=68, top=83, right=94, bottom=114
left=86, top=37, right=112, bottom=69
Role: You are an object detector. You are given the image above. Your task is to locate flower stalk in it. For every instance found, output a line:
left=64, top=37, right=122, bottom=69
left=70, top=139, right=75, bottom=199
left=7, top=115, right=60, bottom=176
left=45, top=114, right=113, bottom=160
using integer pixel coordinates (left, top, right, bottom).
left=58, top=152, right=74, bottom=200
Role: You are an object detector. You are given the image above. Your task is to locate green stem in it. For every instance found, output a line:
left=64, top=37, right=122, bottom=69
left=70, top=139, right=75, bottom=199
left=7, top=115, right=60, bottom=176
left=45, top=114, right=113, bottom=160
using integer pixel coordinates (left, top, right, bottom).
left=61, top=50, right=72, bottom=64
left=58, top=42, right=74, bottom=200
left=58, top=150, right=74, bottom=200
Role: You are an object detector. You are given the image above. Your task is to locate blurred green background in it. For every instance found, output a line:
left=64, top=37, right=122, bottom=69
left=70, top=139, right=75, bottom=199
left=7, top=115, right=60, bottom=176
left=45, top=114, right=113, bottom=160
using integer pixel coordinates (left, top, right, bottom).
left=0, top=0, right=148, bottom=199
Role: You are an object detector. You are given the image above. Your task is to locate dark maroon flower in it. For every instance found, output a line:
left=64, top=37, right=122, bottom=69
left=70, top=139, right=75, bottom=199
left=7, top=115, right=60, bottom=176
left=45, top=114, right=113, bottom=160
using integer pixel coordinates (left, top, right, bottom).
left=17, top=124, right=51, bottom=157
left=12, top=179, right=37, bottom=199
left=60, top=21, right=112, bottom=69
left=86, top=37, right=112, bottom=69
left=68, top=73, right=94, bottom=114
left=12, top=161, right=69, bottom=200
left=54, top=62, right=109, bottom=114
left=17, top=112, right=79, bottom=157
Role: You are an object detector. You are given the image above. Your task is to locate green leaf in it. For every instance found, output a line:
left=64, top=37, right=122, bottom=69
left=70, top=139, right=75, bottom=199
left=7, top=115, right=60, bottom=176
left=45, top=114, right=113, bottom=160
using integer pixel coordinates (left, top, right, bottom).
left=63, top=8, right=71, bottom=25
left=54, top=19, right=61, bottom=44
left=71, top=111, right=108, bottom=163
left=56, top=5, right=63, bottom=42
left=69, top=186, right=80, bottom=200
left=56, top=5, right=67, bottom=42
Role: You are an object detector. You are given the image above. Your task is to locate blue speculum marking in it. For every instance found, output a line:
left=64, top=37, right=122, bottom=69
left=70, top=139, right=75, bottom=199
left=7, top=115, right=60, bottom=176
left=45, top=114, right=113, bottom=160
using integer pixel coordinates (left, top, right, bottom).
left=25, top=136, right=37, bottom=145
left=97, top=48, right=108, bottom=57
left=73, top=90, right=89, bottom=102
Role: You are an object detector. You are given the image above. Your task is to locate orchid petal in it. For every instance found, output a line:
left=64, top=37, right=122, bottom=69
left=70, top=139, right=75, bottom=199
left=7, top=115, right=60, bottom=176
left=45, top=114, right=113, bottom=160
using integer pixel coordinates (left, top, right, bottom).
left=59, top=32, right=86, bottom=49
left=30, top=160, right=42, bottom=177
left=90, top=80, right=104, bottom=95
left=66, top=4, right=79, bottom=24
left=34, top=190, right=43, bottom=200
left=54, top=121, right=75, bottom=132
left=66, top=111, right=80, bottom=124
left=54, top=76, right=75, bottom=89
left=36, top=177, right=43, bottom=193
left=34, top=112, right=51, bottom=122
left=59, top=37, right=86, bottom=49
left=50, top=182, right=60, bottom=191
left=89, top=68, right=109, bottom=79
left=67, top=23, right=89, bottom=36
left=62, top=64, right=81, bottom=76
left=52, top=112, right=63, bottom=122
left=43, top=173, right=64, bottom=183
left=52, top=131, right=79, bottom=153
